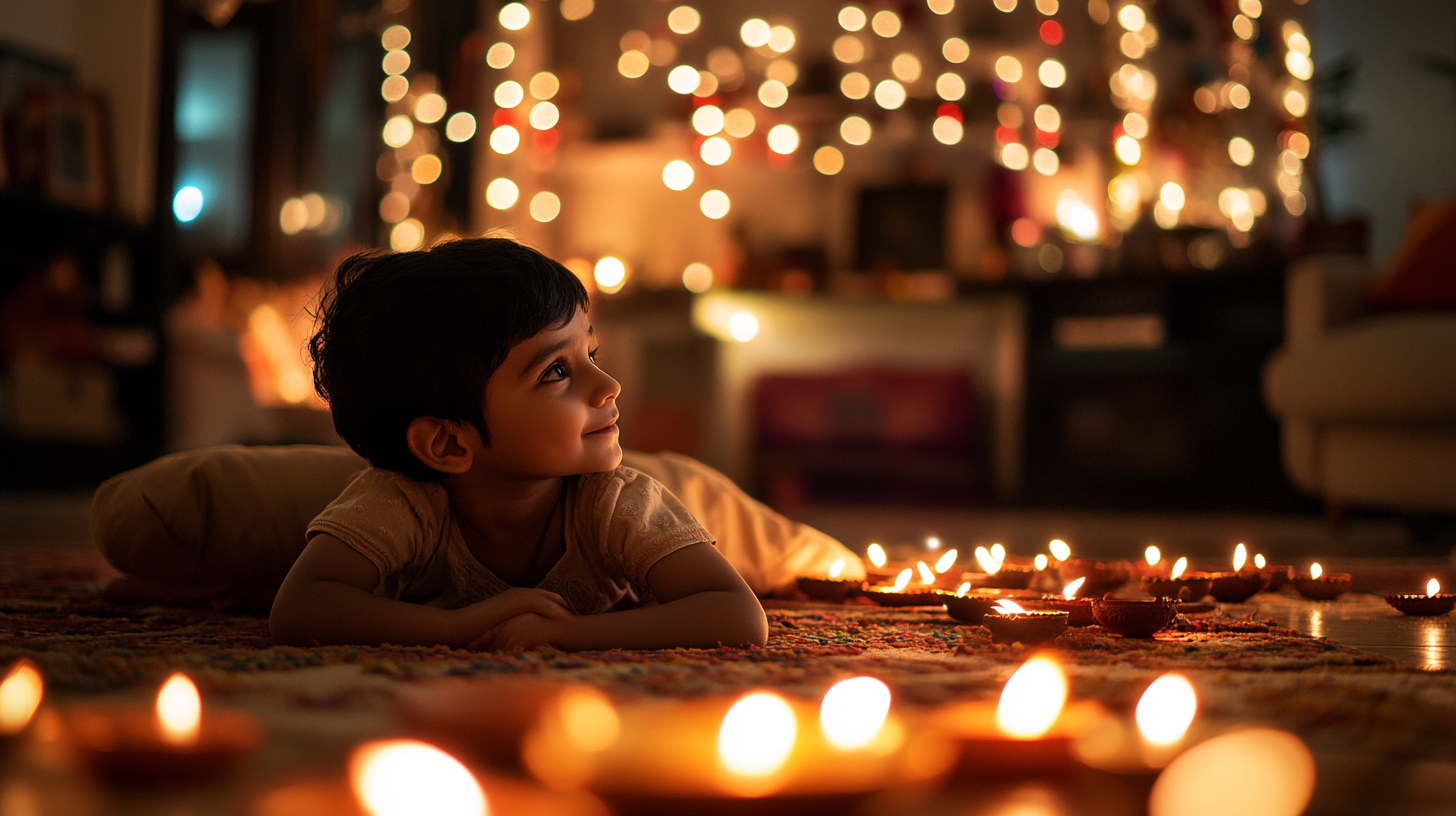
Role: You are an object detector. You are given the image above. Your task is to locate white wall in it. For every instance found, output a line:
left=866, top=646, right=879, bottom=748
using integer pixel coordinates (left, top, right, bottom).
left=1314, top=0, right=1456, bottom=262
left=0, top=0, right=160, bottom=224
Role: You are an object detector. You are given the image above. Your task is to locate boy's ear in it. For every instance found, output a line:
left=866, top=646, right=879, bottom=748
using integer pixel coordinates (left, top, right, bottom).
left=405, top=417, right=477, bottom=475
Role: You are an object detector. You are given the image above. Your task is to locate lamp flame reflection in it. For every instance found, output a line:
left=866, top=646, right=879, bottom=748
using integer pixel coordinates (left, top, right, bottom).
left=819, top=677, right=891, bottom=750
left=1135, top=673, right=1197, bottom=747
left=719, top=693, right=796, bottom=777
left=867, top=543, right=887, bottom=568
left=156, top=673, right=201, bottom=746
left=995, top=657, right=1068, bottom=739
left=1062, top=578, right=1086, bottom=599
left=0, top=660, right=43, bottom=735
left=351, top=740, right=488, bottom=816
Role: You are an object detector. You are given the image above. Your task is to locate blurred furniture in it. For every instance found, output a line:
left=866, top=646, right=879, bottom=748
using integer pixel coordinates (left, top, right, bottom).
left=1262, top=253, right=1456, bottom=515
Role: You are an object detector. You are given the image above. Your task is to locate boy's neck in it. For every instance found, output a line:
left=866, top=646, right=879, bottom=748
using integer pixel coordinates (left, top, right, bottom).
left=443, top=470, right=566, bottom=586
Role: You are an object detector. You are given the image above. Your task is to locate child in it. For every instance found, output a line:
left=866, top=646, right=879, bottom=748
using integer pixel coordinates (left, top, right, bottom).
left=268, top=238, right=768, bottom=651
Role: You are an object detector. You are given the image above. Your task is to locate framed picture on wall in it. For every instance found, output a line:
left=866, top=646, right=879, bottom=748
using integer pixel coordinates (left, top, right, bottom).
left=15, top=86, right=110, bottom=212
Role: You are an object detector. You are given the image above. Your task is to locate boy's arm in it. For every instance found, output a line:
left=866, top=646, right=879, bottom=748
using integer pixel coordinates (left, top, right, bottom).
left=479, top=542, right=768, bottom=651
left=270, top=533, right=571, bottom=648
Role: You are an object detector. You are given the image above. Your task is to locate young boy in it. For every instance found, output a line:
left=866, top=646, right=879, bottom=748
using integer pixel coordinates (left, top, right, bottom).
left=269, top=238, right=768, bottom=651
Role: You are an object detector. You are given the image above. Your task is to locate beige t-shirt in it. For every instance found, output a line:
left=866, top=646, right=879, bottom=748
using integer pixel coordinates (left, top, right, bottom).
left=306, top=466, right=714, bottom=614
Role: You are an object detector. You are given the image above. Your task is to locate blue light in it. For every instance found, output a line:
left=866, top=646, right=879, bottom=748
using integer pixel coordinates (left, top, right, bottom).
left=173, top=186, right=204, bottom=222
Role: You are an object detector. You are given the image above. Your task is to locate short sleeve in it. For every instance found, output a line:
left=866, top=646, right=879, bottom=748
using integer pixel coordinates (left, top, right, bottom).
left=579, top=468, right=715, bottom=598
left=305, top=468, right=446, bottom=590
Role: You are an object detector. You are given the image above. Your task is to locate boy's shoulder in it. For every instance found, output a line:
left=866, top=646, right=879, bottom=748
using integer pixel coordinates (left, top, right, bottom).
left=319, top=466, right=449, bottom=524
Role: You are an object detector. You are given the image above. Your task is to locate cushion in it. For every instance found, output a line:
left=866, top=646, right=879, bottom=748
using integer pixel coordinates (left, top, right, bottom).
left=91, top=445, right=862, bottom=600
left=1364, top=199, right=1456, bottom=311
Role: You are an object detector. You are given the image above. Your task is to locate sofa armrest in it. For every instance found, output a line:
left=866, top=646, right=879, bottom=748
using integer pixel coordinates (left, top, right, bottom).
left=1286, top=253, right=1378, bottom=346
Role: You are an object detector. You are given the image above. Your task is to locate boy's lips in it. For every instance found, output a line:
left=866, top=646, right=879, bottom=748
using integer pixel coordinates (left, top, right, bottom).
left=585, top=416, right=619, bottom=435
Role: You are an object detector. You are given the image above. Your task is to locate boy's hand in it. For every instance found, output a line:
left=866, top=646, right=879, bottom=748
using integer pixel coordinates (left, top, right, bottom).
left=460, top=587, right=573, bottom=643
left=470, top=612, right=568, bottom=651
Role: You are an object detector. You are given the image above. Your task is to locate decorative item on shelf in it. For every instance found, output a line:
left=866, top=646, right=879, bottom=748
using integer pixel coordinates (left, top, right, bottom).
left=1057, top=558, right=1131, bottom=598
left=982, top=600, right=1069, bottom=646
left=1292, top=562, right=1351, bottom=601
left=796, top=559, right=862, bottom=602
left=937, top=656, right=1106, bottom=776
left=1385, top=579, right=1455, bottom=616
left=12, top=86, right=111, bottom=212
left=0, top=659, right=44, bottom=750
left=1027, top=578, right=1096, bottom=627
left=1142, top=557, right=1213, bottom=602
left=521, top=679, right=954, bottom=813
left=1208, top=544, right=1269, bottom=602
left=63, top=673, right=261, bottom=785
left=943, top=587, right=1049, bottom=625
left=1091, top=597, right=1180, bottom=639
left=1072, top=672, right=1198, bottom=776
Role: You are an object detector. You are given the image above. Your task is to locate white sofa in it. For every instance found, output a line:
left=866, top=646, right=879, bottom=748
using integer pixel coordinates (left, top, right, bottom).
left=1262, top=253, right=1456, bottom=516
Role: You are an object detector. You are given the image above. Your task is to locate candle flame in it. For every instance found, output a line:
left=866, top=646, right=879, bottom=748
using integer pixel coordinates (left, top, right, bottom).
left=828, top=559, right=845, bottom=580
left=351, top=739, right=487, bottom=816
left=956, top=582, right=971, bottom=597
left=916, top=561, right=936, bottom=586
left=996, top=657, right=1068, bottom=740
left=927, top=536, right=941, bottom=551
left=1148, top=730, right=1316, bottom=816
left=993, top=599, right=1027, bottom=614
left=991, top=543, right=1006, bottom=564
left=891, top=568, right=912, bottom=592
left=1429, top=578, right=1441, bottom=597
left=1254, top=553, right=1267, bottom=569
left=1145, top=545, right=1161, bottom=567
left=1048, top=540, right=1071, bottom=561
left=934, top=549, right=958, bottom=574
left=156, top=673, right=201, bottom=746
left=1063, top=577, right=1086, bottom=599
left=975, top=547, right=1002, bottom=575
left=1135, top=673, right=1197, bottom=746
left=719, top=693, right=796, bottom=777
left=866, top=543, right=887, bottom=569
left=1310, top=563, right=1323, bottom=580
left=1233, top=543, right=1247, bottom=572
left=1170, top=557, right=1187, bottom=580
left=819, top=677, right=891, bottom=750
left=0, top=660, right=43, bottom=735
left=1034, top=554, right=1049, bottom=571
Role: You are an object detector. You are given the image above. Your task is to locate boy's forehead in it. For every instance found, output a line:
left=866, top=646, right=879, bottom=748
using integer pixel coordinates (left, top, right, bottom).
left=510, top=310, right=592, bottom=369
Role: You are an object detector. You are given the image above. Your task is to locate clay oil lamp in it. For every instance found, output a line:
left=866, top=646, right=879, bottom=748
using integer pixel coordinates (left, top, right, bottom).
left=968, top=545, right=1033, bottom=590
left=982, top=599, right=1069, bottom=646
left=1135, top=545, right=1168, bottom=579
left=1143, top=557, right=1213, bottom=602
left=0, top=659, right=44, bottom=751
left=1072, top=672, right=1198, bottom=776
left=1293, top=562, right=1351, bottom=601
left=797, top=559, right=863, bottom=602
left=1385, top=578, right=1456, bottom=616
left=1091, top=597, right=1180, bottom=639
left=943, top=585, right=1050, bottom=625
left=862, top=543, right=898, bottom=585
left=1253, top=553, right=1293, bottom=591
left=937, top=656, right=1107, bottom=776
left=1027, top=578, right=1096, bottom=627
left=64, top=673, right=261, bottom=786
left=1208, top=544, right=1269, bottom=603
left=863, top=568, right=950, bottom=607
left=928, top=548, right=966, bottom=590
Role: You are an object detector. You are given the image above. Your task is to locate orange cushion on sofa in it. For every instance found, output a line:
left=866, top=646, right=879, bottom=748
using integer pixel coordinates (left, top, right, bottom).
left=1365, top=199, right=1456, bottom=311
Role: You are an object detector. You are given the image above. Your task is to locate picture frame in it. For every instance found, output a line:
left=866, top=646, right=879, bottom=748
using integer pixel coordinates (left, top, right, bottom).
left=13, top=85, right=110, bottom=212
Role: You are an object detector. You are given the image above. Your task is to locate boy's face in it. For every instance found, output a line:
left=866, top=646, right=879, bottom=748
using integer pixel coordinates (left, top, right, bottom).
left=475, top=308, right=623, bottom=478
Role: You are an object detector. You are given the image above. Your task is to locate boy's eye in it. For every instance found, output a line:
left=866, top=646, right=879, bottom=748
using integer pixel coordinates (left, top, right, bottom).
left=543, top=362, right=568, bottom=381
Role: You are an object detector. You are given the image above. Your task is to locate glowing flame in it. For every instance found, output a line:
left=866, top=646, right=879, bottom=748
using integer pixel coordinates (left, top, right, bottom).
left=1254, top=554, right=1267, bottom=570
left=956, top=582, right=971, bottom=597
left=1170, top=557, right=1187, bottom=580
left=1063, top=578, right=1086, bottom=599
left=975, top=547, right=1003, bottom=575
left=0, top=660, right=43, bottom=735
left=351, top=740, right=487, bottom=816
left=1049, top=540, right=1071, bottom=561
left=917, top=561, right=936, bottom=586
left=996, top=657, right=1068, bottom=739
left=719, top=693, right=796, bottom=777
left=991, top=544, right=1006, bottom=564
left=1034, top=554, right=1049, bottom=571
left=1145, top=546, right=1161, bottom=567
left=819, top=677, right=891, bottom=750
left=867, top=544, right=887, bottom=569
left=1136, top=674, right=1197, bottom=747
left=1148, top=729, right=1315, bottom=816
left=927, top=536, right=941, bottom=551
left=556, top=688, right=620, bottom=753
left=1233, top=544, right=1247, bottom=572
left=829, top=559, right=845, bottom=580
left=156, top=673, right=201, bottom=746
left=891, top=569, right=912, bottom=593
left=935, top=550, right=959, bottom=574
left=993, top=599, right=1027, bottom=615
left=1310, top=563, right=1323, bottom=580
left=1429, top=579, right=1441, bottom=597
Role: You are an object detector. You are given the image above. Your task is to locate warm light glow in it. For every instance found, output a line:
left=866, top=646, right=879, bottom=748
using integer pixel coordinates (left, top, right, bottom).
left=1115, top=135, right=1142, bottom=165
left=1000, top=143, right=1029, bottom=171
left=871, top=10, right=902, bottom=37
left=594, top=257, right=627, bottom=292
left=996, top=657, right=1068, bottom=739
left=833, top=35, right=865, bottom=63
left=758, top=79, right=789, bottom=108
left=928, top=536, right=942, bottom=551
left=662, top=160, right=695, bottom=191
left=1233, top=544, right=1248, bottom=572
left=1123, top=111, right=1148, bottom=138
left=1056, top=191, right=1100, bottom=241
left=494, top=80, right=524, bottom=108
left=1283, top=89, right=1308, bottom=117
left=917, top=561, right=936, bottom=586
left=1034, top=554, right=1049, bottom=571
left=1148, top=729, right=1315, bottom=816
left=486, top=42, right=514, bottom=69
left=682, top=262, right=713, bottom=293
left=700, top=137, right=731, bottom=166
left=891, top=53, right=921, bottom=83
left=820, top=677, right=891, bottom=750
left=891, top=568, right=913, bottom=592
left=1429, top=579, right=1441, bottom=597
left=379, top=192, right=409, bottom=224
left=720, top=693, right=796, bottom=777
left=1228, top=137, right=1255, bottom=167
left=668, top=65, right=701, bottom=94
left=813, top=146, right=845, bottom=175
left=156, top=673, right=201, bottom=746
left=1063, top=578, right=1086, bottom=599
left=693, top=105, right=725, bottom=136
left=1233, top=14, right=1255, bottom=41
left=943, top=37, right=970, bottom=63
left=0, top=661, right=43, bottom=735
left=1118, top=4, right=1146, bottom=31
left=867, top=544, right=887, bottom=569
left=667, top=5, right=700, bottom=35
left=767, top=124, right=800, bottom=154
left=839, top=5, right=867, bottom=31
left=445, top=112, right=477, bottom=142
left=1050, top=540, right=1071, bottom=561
left=841, top=115, right=872, bottom=145
left=383, top=115, right=414, bottom=148
left=1033, top=148, right=1059, bottom=175
left=390, top=219, right=424, bottom=251
left=414, top=93, right=446, bottom=124
left=957, top=582, right=972, bottom=596
left=994, top=600, right=1027, bottom=614
left=725, top=108, right=756, bottom=138
left=1310, top=563, right=1323, bottom=580
left=351, top=740, right=487, bottom=816
left=561, top=0, right=593, bottom=19
left=1038, top=59, right=1066, bottom=88
left=382, top=50, right=410, bottom=76
left=1171, top=557, right=1188, bottom=580
left=1160, top=183, right=1185, bottom=211
left=1136, top=674, right=1197, bottom=746
left=499, top=2, right=530, bottom=30
left=991, top=544, right=1006, bottom=563
left=700, top=190, right=731, bottom=220
left=740, top=18, right=771, bottom=48
left=1255, top=553, right=1267, bottom=569
left=768, top=25, right=796, bottom=53
left=928, top=0, right=955, bottom=13
left=529, top=192, right=561, bottom=223
left=993, top=0, right=1016, bottom=11
left=1145, top=546, right=1162, bottom=566
left=933, top=116, right=964, bottom=145
left=382, top=24, right=411, bottom=51
left=381, top=75, right=409, bottom=103
left=411, top=155, right=442, bottom=185
left=829, top=559, right=845, bottom=580
left=975, top=547, right=1003, bottom=575
left=873, top=79, right=906, bottom=109
left=279, top=197, right=308, bottom=235
left=489, top=125, right=520, bottom=154
left=1228, top=82, right=1251, bottom=109
left=935, top=550, right=958, bottom=574
left=618, top=51, right=649, bottom=78
left=1035, top=104, right=1061, bottom=132
left=995, top=56, right=1023, bottom=83
left=529, top=102, right=560, bottom=130
left=937, top=72, right=966, bottom=101
left=1286, top=51, right=1313, bottom=81
left=727, top=312, right=758, bottom=342
left=1240, top=0, right=1262, bottom=17
left=841, top=72, right=871, bottom=100
left=530, top=72, right=560, bottom=100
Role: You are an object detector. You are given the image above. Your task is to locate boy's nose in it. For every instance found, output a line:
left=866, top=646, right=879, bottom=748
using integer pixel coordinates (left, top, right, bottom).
left=595, top=369, right=621, bottom=405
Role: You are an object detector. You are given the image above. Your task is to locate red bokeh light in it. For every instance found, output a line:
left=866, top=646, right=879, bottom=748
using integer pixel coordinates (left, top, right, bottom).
left=1040, top=21, right=1064, bottom=45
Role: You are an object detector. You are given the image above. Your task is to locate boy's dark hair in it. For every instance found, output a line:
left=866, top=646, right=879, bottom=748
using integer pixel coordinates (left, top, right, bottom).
left=309, top=238, right=589, bottom=481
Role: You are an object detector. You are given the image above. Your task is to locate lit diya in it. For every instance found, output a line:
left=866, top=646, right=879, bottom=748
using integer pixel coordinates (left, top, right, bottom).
left=64, top=673, right=261, bottom=786
left=1136, top=545, right=1167, bottom=578
left=964, top=545, right=1034, bottom=590
left=1142, top=557, right=1213, bottom=602
left=0, top=659, right=44, bottom=750
left=1057, top=558, right=1131, bottom=598
left=1385, top=578, right=1456, bottom=616
left=1292, top=562, right=1351, bottom=601
left=522, top=678, right=953, bottom=814
left=863, top=568, right=951, bottom=607
left=1253, top=552, right=1294, bottom=591
left=1072, top=672, right=1198, bottom=776
left=943, top=586, right=1049, bottom=624
left=1091, top=597, right=1179, bottom=639
left=861, top=543, right=901, bottom=585
left=1208, top=544, right=1269, bottom=603
left=1026, top=578, right=1096, bottom=626
left=982, top=599, right=1069, bottom=646
left=796, top=559, right=863, bottom=602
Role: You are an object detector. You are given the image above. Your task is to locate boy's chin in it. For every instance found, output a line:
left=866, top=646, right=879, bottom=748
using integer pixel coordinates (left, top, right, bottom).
left=582, top=444, right=624, bottom=474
